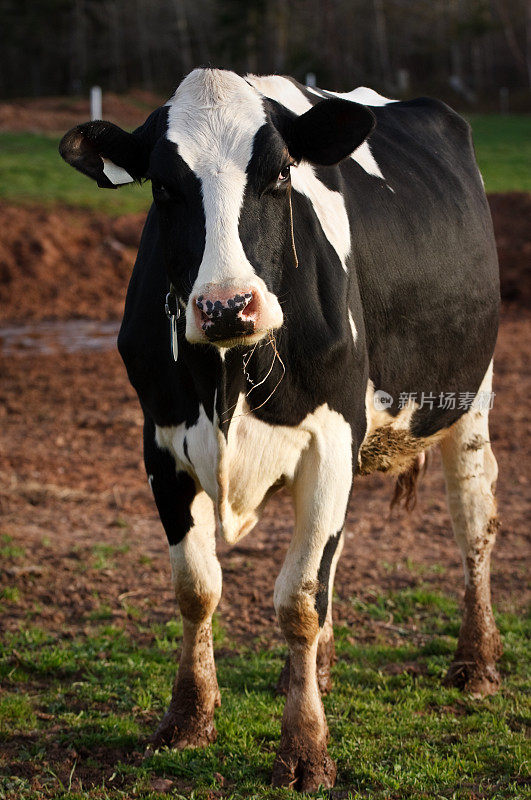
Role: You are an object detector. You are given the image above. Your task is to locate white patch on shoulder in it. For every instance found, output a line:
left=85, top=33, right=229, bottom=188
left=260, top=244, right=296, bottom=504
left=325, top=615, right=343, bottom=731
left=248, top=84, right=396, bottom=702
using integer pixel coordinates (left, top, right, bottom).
left=350, top=141, right=386, bottom=181
left=166, top=69, right=266, bottom=292
left=101, top=157, right=134, bottom=185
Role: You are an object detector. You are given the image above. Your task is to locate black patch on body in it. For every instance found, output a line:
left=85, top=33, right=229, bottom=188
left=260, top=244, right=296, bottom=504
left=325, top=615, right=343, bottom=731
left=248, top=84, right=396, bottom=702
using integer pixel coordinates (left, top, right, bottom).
left=315, top=531, right=343, bottom=626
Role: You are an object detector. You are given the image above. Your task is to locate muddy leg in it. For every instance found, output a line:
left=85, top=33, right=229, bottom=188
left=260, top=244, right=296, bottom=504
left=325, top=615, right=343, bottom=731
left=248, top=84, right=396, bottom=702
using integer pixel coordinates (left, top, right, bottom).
left=276, top=537, right=343, bottom=697
left=272, top=414, right=352, bottom=791
left=440, top=363, right=502, bottom=697
left=149, top=488, right=222, bottom=749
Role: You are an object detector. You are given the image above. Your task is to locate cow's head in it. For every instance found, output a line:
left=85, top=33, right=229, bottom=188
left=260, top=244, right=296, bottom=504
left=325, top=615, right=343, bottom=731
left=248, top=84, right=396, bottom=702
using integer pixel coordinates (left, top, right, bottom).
left=60, top=69, right=375, bottom=349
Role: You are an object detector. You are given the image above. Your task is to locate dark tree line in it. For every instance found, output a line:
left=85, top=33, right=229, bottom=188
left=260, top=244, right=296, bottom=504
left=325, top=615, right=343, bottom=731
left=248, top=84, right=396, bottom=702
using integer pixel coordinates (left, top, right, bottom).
left=1, top=0, right=530, bottom=107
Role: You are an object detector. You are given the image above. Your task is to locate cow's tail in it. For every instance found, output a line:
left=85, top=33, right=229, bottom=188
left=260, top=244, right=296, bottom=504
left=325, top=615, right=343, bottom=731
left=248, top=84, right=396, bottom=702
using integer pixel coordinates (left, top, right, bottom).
left=391, top=451, right=428, bottom=511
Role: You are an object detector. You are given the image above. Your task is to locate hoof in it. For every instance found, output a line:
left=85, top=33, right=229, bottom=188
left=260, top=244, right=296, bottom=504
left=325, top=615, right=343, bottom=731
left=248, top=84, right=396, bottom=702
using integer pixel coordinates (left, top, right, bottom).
left=443, top=660, right=501, bottom=698
left=271, top=741, right=337, bottom=791
left=276, top=656, right=332, bottom=696
left=148, top=707, right=217, bottom=751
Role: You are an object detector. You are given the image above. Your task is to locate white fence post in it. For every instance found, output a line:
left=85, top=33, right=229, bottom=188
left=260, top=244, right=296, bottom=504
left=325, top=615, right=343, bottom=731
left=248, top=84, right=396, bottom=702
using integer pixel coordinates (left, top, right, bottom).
left=90, top=86, right=102, bottom=120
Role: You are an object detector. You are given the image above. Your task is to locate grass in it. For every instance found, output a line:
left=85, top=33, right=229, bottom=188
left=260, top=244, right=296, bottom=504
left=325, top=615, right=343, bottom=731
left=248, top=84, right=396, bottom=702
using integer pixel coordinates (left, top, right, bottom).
left=0, top=132, right=152, bottom=215
left=467, top=115, right=531, bottom=193
left=0, top=588, right=529, bottom=799
left=0, top=115, right=529, bottom=217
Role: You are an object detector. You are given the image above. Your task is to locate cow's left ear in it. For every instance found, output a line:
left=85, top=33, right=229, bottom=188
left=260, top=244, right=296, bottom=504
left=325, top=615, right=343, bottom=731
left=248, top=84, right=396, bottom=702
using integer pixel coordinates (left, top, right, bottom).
left=283, top=98, right=376, bottom=166
left=59, top=120, right=149, bottom=188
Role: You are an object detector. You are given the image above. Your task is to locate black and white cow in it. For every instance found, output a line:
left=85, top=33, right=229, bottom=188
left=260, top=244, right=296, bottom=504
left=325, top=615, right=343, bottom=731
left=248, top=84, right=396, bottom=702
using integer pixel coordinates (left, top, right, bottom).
left=60, top=68, right=501, bottom=791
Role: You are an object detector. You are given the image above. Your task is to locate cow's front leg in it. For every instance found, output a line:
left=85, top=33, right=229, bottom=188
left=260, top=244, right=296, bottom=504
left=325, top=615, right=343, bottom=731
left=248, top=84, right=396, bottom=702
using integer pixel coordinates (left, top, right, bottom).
left=144, top=422, right=222, bottom=750
left=151, top=502, right=222, bottom=750
left=272, top=415, right=352, bottom=791
left=151, top=490, right=222, bottom=749
left=276, top=537, right=343, bottom=697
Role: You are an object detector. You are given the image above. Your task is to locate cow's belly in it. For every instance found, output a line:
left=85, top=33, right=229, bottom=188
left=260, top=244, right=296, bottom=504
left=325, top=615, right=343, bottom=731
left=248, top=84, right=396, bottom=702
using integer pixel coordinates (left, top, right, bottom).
left=358, top=381, right=445, bottom=475
left=155, top=395, right=311, bottom=543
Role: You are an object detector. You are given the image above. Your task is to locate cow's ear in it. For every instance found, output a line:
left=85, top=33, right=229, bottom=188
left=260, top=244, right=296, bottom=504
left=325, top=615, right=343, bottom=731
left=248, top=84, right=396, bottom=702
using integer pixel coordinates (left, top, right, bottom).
left=283, top=98, right=376, bottom=166
left=59, top=120, right=149, bottom=188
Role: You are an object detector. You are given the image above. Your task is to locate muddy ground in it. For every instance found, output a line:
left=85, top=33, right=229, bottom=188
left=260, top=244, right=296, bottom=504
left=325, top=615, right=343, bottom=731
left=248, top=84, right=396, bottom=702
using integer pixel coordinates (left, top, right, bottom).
left=0, top=195, right=529, bottom=645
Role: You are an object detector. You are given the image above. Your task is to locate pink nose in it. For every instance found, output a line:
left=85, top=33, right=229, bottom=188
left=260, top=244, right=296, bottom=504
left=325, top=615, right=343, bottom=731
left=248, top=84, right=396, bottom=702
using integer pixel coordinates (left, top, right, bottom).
left=194, top=290, right=258, bottom=341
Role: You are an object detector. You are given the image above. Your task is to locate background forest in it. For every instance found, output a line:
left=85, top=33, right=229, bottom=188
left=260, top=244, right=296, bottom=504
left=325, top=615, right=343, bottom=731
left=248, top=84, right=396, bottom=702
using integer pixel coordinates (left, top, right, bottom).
left=1, top=0, right=530, bottom=110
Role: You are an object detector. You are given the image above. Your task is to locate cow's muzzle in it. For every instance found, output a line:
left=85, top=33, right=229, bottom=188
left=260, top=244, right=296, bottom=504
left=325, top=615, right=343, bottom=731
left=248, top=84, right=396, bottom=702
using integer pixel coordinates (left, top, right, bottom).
left=186, top=283, right=283, bottom=347
left=197, top=291, right=255, bottom=342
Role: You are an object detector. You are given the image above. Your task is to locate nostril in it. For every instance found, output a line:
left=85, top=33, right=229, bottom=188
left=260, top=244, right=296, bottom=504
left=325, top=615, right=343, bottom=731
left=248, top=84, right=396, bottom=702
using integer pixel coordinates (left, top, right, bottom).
left=240, top=293, right=258, bottom=320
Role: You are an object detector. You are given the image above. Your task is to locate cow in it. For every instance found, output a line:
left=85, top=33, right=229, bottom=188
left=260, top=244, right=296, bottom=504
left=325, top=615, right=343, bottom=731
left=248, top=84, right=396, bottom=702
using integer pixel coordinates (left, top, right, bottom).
left=59, top=68, right=501, bottom=791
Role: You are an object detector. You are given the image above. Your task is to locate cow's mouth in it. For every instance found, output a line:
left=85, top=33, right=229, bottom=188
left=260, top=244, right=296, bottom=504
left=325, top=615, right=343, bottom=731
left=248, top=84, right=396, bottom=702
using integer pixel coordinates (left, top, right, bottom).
left=202, top=315, right=256, bottom=342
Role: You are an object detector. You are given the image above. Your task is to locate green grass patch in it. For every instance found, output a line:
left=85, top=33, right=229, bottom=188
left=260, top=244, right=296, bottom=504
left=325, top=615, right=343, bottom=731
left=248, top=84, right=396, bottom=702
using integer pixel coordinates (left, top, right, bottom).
left=90, top=542, right=130, bottom=570
left=0, top=534, right=26, bottom=561
left=0, top=588, right=529, bottom=799
left=468, top=114, right=531, bottom=193
left=0, top=132, right=151, bottom=215
left=0, top=115, right=528, bottom=218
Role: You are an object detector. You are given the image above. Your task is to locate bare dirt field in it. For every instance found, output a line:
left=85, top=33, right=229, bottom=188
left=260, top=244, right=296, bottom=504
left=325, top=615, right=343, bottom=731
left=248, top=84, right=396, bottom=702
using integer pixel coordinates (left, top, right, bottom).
left=0, top=194, right=529, bottom=647
left=0, top=92, right=165, bottom=134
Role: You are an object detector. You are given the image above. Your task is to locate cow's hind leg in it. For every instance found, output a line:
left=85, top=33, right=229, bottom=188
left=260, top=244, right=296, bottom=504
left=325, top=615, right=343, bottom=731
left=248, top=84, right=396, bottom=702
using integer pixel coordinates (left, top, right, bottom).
left=440, top=365, right=502, bottom=697
left=271, top=413, right=352, bottom=791
left=144, top=421, right=222, bottom=750
left=276, top=538, right=343, bottom=697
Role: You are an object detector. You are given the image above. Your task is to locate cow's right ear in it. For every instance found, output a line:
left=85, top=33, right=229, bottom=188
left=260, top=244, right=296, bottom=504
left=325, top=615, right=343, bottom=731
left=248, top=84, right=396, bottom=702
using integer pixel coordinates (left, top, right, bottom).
left=59, top=121, right=149, bottom=188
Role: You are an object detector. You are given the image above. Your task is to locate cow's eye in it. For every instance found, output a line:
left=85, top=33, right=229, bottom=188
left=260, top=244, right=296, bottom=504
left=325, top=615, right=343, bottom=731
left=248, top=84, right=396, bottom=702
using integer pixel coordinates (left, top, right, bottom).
left=278, top=165, right=290, bottom=182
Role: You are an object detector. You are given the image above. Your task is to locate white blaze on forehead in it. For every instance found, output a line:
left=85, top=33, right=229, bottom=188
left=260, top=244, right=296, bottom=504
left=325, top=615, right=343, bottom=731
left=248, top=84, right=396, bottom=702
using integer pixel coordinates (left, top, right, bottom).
left=166, top=69, right=266, bottom=288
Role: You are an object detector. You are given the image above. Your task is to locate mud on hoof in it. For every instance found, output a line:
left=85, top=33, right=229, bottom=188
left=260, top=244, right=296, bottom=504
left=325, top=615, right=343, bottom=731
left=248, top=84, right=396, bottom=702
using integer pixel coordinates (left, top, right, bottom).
left=271, top=739, right=337, bottom=791
left=275, top=654, right=333, bottom=696
left=444, top=659, right=501, bottom=698
left=148, top=705, right=217, bottom=751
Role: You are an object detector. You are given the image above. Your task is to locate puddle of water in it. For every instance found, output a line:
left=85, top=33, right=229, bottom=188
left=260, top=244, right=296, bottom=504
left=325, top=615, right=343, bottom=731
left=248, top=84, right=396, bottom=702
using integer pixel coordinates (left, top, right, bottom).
left=0, top=319, right=121, bottom=356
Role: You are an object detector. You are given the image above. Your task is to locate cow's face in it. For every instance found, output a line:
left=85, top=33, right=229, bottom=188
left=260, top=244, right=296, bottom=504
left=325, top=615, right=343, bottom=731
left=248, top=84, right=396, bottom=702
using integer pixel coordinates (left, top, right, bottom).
left=60, top=69, right=375, bottom=349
